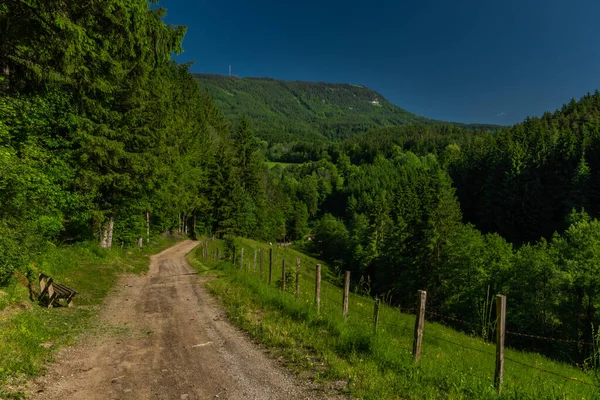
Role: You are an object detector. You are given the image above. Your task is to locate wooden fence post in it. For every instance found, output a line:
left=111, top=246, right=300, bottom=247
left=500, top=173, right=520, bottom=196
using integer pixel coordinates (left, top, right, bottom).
left=413, top=290, right=427, bottom=363
left=241, top=247, right=244, bottom=269
left=315, top=264, right=322, bottom=315
left=281, top=259, right=286, bottom=292
left=269, top=248, right=273, bottom=284
left=260, top=248, right=264, bottom=278
left=254, top=249, right=257, bottom=273
left=343, top=271, right=350, bottom=319
left=373, top=298, right=380, bottom=335
left=495, top=294, right=506, bottom=394
left=295, top=257, right=300, bottom=301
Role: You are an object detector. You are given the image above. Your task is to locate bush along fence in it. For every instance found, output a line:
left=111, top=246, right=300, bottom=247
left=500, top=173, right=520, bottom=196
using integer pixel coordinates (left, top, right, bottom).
left=198, top=238, right=600, bottom=398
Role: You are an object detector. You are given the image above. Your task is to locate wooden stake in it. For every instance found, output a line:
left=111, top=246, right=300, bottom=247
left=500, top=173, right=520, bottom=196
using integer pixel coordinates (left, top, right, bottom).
left=295, top=257, right=300, bottom=301
left=315, top=264, right=322, bottom=315
left=241, top=247, right=244, bottom=269
left=495, top=294, right=506, bottom=394
left=269, top=248, right=273, bottom=284
left=260, top=248, right=264, bottom=278
left=373, top=298, right=380, bottom=335
left=343, top=271, right=350, bottom=319
left=413, top=290, right=427, bottom=363
left=254, top=249, right=257, bottom=273
left=281, top=259, right=286, bottom=292
left=146, top=210, right=150, bottom=243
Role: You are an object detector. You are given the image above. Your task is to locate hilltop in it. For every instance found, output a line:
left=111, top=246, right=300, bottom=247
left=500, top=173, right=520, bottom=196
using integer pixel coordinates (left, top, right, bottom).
left=193, top=74, right=500, bottom=141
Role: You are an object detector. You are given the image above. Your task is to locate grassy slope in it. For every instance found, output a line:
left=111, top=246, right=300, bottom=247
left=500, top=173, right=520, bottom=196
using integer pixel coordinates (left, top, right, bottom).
left=0, top=236, right=179, bottom=398
left=265, top=161, right=296, bottom=169
left=191, top=237, right=599, bottom=400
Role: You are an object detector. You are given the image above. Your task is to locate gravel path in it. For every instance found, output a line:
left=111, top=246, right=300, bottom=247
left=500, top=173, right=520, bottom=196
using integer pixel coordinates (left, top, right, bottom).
left=28, top=240, right=334, bottom=399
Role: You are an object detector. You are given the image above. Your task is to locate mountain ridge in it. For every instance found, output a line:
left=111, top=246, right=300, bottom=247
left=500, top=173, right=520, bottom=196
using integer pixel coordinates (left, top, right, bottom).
left=193, top=73, right=502, bottom=141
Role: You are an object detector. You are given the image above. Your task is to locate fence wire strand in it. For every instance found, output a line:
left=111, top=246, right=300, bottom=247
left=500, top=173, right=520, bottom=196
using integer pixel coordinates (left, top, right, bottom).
left=423, top=332, right=496, bottom=358
left=504, top=356, right=600, bottom=388
left=425, top=310, right=482, bottom=329
left=506, top=330, right=594, bottom=347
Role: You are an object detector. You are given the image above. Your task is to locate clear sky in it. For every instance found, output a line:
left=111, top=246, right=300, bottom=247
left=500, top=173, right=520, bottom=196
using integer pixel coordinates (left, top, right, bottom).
left=160, top=0, right=600, bottom=125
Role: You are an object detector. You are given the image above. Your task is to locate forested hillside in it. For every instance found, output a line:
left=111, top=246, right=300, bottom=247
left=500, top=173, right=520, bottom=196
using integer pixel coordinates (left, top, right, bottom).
left=193, top=73, right=501, bottom=147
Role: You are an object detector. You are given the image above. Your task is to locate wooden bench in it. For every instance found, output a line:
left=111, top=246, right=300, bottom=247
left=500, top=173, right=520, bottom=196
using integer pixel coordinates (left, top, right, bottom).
left=39, top=273, right=78, bottom=308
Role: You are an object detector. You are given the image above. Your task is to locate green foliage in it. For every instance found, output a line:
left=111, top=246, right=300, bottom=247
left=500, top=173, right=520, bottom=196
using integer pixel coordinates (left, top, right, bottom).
left=313, top=214, right=350, bottom=268
left=0, top=1, right=268, bottom=281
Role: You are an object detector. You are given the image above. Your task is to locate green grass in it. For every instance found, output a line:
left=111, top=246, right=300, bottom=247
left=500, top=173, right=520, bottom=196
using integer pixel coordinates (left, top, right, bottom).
left=265, top=161, right=296, bottom=169
left=192, top=237, right=600, bottom=400
left=0, top=236, right=179, bottom=398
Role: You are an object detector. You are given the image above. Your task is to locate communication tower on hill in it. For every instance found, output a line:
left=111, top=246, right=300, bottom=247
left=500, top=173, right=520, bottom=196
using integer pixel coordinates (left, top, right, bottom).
left=229, top=65, right=232, bottom=76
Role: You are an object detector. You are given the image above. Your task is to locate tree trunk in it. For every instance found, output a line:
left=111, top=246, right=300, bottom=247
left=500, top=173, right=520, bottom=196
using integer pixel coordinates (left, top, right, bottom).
left=138, top=237, right=143, bottom=249
left=100, top=224, right=108, bottom=248
left=193, top=213, right=197, bottom=236
left=106, top=214, right=115, bottom=249
left=146, top=211, right=150, bottom=243
left=1, top=65, right=8, bottom=90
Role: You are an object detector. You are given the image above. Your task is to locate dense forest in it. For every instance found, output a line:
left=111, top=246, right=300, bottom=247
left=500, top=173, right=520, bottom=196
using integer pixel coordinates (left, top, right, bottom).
left=3, top=0, right=600, bottom=368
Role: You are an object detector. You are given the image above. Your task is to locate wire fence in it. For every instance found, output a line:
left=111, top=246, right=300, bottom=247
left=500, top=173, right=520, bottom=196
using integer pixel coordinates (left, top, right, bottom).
left=506, top=329, right=595, bottom=346
left=200, top=239, right=600, bottom=396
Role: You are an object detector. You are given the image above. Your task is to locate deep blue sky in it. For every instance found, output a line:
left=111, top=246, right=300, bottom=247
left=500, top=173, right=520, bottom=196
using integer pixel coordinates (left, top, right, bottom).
left=160, top=0, right=600, bottom=125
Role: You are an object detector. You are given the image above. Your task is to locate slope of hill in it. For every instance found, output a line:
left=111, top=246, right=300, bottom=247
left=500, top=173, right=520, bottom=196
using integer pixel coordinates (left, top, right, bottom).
left=193, top=74, right=500, bottom=141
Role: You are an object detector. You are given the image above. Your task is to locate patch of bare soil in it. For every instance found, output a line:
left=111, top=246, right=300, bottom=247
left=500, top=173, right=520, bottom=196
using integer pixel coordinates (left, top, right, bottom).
left=27, top=240, right=335, bottom=399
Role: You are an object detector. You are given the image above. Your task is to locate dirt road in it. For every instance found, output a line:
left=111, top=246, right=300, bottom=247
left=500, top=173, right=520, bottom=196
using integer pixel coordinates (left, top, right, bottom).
left=28, top=241, right=332, bottom=399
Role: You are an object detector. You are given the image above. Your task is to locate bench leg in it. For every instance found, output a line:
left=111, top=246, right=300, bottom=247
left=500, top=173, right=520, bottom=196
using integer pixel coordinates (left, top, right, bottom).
left=39, top=277, right=46, bottom=298
left=67, top=295, right=74, bottom=308
left=47, top=293, right=56, bottom=308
